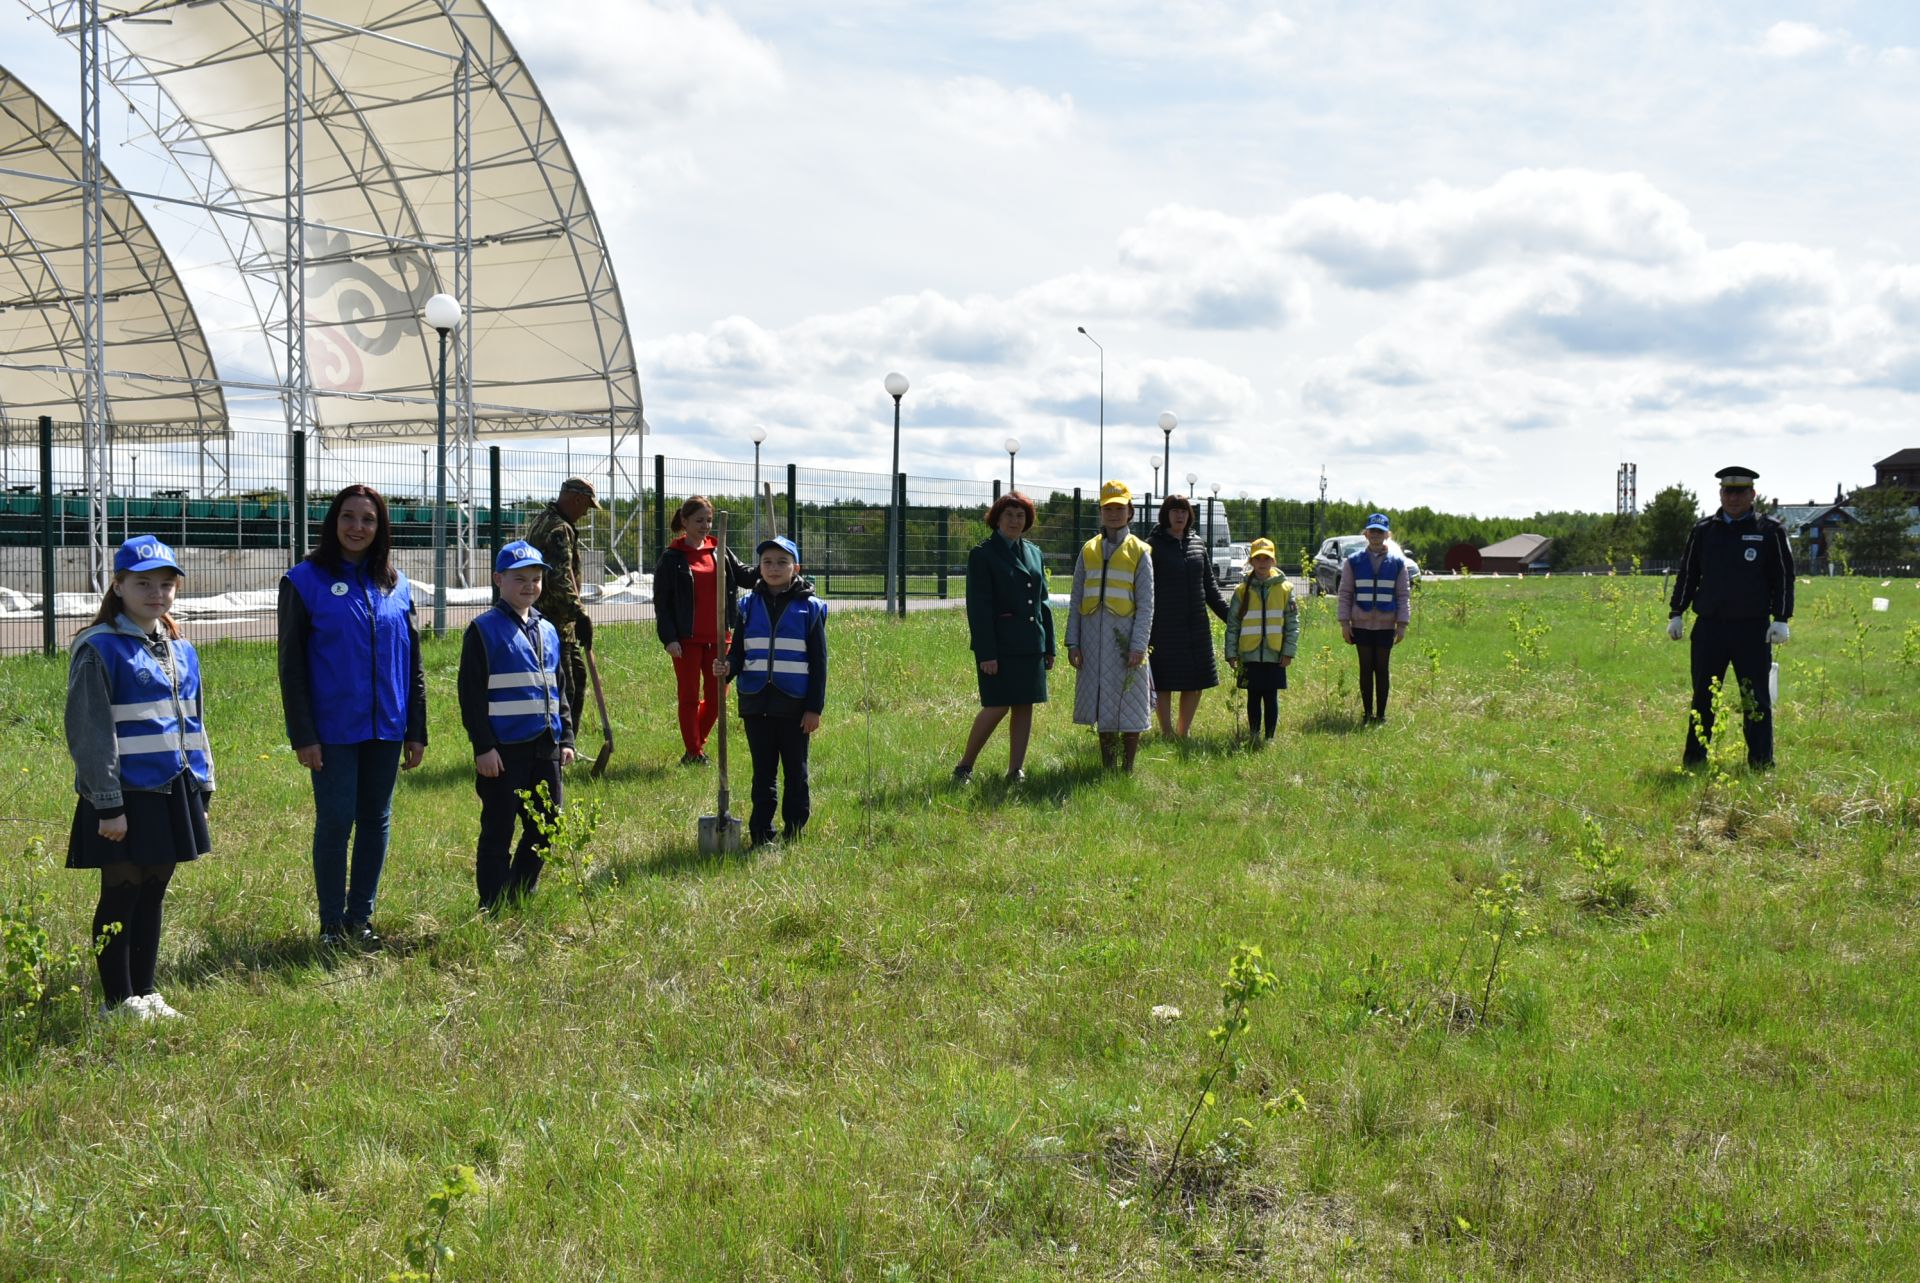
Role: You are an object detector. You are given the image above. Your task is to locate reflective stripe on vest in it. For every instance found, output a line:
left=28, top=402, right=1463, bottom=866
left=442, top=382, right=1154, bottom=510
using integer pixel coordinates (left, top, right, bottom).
left=82, top=629, right=213, bottom=792
left=1079, top=533, right=1146, bottom=617
left=736, top=593, right=822, bottom=699
left=473, top=607, right=563, bottom=743
left=1347, top=549, right=1404, bottom=613
left=1234, top=579, right=1293, bottom=652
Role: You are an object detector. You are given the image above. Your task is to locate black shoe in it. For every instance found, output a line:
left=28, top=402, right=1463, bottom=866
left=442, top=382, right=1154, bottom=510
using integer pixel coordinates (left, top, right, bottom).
left=346, top=920, right=383, bottom=951
left=951, top=763, right=974, bottom=784
left=680, top=752, right=710, bottom=767
left=318, top=924, right=349, bottom=949
left=1005, top=768, right=1026, bottom=784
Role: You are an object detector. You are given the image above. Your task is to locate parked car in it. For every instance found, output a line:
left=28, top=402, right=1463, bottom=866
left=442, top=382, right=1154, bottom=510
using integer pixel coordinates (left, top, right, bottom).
left=1311, top=534, right=1422, bottom=596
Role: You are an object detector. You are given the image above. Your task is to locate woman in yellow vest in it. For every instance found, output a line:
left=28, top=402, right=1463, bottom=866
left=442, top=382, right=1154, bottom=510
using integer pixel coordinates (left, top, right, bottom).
left=1224, top=538, right=1299, bottom=742
left=1065, top=482, right=1155, bottom=771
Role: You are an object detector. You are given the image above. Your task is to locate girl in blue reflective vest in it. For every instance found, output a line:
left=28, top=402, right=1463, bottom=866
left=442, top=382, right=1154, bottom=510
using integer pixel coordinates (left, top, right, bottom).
left=458, top=541, right=575, bottom=911
left=1336, top=513, right=1411, bottom=724
left=716, top=537, right=827, bottom=847
left=65, top=536, right=214, bottom=1021
left=277, top=485, right=427, bottom=950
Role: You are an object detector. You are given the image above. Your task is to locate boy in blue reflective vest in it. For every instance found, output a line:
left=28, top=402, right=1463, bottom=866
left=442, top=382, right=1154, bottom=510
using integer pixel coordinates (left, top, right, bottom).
left=458, top=541, right=575, bottom=910
left=714, top=536, right=827, bottom=847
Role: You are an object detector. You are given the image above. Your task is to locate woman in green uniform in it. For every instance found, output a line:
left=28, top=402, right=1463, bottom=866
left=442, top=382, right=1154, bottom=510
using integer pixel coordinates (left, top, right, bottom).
left=953, top=491, right=1055, bottom=784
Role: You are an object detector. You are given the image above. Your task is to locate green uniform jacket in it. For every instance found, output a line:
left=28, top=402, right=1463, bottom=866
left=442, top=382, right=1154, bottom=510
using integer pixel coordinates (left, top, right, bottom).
left=964, top=532, right=1055, bottom=662
left=522, top=503, right=584, bottom=631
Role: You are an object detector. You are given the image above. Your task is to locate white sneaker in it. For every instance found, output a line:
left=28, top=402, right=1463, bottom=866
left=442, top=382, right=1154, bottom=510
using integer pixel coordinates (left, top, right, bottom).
left=135, top=993, right=185, bottom=1020
left=100, top=999, right=154, bottom=1022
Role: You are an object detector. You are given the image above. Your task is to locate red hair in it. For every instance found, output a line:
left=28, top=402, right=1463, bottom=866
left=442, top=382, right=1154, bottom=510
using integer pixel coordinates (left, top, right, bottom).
left=984, top=491, right=1037, bottom=534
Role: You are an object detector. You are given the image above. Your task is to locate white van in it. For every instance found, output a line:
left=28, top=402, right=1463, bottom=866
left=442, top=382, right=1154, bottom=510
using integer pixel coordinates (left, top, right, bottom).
left=1139, top=502, right=1242, bottom=584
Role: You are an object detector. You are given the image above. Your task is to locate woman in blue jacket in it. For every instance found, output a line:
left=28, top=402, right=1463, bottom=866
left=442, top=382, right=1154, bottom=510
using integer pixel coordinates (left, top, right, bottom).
left=277, top=485, right=427, bottom=948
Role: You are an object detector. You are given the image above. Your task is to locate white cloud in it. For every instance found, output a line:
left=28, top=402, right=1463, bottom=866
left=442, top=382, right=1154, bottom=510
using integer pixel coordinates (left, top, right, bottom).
left=489, top=0, right=783, bottom=128
left=977, top=1, right=1297, bottom=71
left=1753, top=21, right=1839, bottom=59
left=1282, top=170, right=1704, bottom=289
left=931, top=77, right=1074, bottom=147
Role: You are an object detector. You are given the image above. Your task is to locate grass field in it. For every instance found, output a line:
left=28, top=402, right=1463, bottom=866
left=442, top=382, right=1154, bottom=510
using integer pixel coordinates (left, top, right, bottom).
left=0, top=573, right=1916, bottom=1281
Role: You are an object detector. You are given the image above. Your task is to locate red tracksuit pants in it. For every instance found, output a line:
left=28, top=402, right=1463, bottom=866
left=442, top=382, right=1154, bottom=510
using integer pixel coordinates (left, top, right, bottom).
left=672, top=640, right=724, bottom=755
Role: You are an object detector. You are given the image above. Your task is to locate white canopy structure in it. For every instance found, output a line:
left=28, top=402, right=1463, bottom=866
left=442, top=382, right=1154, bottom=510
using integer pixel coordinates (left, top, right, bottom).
left=0, top=65, right=227, bottom=439
left=10, top=0, right=645, bottom=587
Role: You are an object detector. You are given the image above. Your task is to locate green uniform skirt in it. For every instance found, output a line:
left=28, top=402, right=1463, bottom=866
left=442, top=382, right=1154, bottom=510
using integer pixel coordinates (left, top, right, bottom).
left=976, top=653, right=1049, bottom=707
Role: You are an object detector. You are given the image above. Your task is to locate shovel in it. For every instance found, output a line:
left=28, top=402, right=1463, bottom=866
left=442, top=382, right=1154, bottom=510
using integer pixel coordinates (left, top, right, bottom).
left=584, top=642, right=614, bottom=779
left=698, top=511, right=745, bottom=854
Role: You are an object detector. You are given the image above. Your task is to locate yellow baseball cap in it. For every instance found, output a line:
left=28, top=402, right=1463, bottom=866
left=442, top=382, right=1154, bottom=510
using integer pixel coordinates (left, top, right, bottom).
left=1099, top=480, right=1132, bottom=507
left=1247, top=537, right=1277, bottom=562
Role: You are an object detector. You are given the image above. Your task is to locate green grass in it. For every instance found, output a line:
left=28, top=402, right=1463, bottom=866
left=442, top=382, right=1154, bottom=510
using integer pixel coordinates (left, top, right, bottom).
left=1, top=574, right=1917, bottom=1281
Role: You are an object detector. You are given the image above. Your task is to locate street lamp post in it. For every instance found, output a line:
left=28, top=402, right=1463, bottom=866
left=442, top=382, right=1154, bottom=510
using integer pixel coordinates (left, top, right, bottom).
left=424, top=292, right=464, bottom=634
left=884, top=372, right=909, bottom=617
left=1158, top=412, right=1177, bottom=491
left=1151, top=460, right=1160, bottom=498
left=751, top=423, right=767, bottom=546
left=127, top=454, right=137, bottom=544
left=1186, top=470, right=1197, bottom=497
left=1078, top=326, right=1103, bottom=485
left=1005, top=437, right=1020, bottom=491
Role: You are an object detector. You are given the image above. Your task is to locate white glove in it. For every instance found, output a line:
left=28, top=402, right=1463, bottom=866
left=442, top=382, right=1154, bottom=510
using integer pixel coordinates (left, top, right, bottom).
left=1666, top=616, right=1684, bottom=642
left=1767, top=621, right=1790, bottom=645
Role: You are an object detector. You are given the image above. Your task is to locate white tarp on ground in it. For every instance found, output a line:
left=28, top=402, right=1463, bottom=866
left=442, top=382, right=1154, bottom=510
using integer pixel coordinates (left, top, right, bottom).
left=0, top=574, right=653, bottom=618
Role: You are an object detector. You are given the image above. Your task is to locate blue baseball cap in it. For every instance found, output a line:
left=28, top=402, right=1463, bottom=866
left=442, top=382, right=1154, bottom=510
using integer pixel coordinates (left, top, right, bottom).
left=494, top=540, right=549, bottom=573
left=115, top=535, right=183, bottom=575
left=756, top=536, right=799, bottom=561
left=1364, top=513, right=1391, bottom=532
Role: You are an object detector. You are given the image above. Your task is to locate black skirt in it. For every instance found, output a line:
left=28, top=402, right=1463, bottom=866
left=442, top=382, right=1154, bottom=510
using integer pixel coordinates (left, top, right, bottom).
left=1237, top=661, right=1289, bottom=693
left=67, top=771, right=210, bottom=869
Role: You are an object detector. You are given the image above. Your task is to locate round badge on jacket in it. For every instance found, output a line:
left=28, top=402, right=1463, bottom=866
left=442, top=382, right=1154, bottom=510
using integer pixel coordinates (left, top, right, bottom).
left=331, top=581, right=350, bottom=595
left=1744, top=548, right=1758, bottom=562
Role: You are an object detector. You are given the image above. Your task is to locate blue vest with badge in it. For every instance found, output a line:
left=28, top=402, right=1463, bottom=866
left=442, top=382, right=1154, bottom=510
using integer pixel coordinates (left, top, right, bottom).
left=1347, top=548, right=1404, bottom=614
left=472, top=606, right=563, bottom=743
left=79, top=629, right=213, bottom=792
left=286, top=559, right=414, bottom=744
left=735, top=592, right=823, bottom=699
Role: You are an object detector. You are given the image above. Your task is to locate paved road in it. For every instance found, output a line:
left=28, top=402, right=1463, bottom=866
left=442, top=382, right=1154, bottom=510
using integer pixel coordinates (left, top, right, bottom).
left=0, top=594, right=964, bottom=656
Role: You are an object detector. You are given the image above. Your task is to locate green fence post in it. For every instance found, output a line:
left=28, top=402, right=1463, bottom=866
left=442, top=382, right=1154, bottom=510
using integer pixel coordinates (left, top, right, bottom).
left=489, top=446, right=503, bottom=564
left=653, top=454, right=667, bottom=559
left=40, top=416, right=55, bottom=657
left=1073, top=487, right=1083, bottom=547
left=937, top=516, right=949, bottom=599
left=786, top=463, right=797, bottom=554
left=895, top=472, right=908, bottom=615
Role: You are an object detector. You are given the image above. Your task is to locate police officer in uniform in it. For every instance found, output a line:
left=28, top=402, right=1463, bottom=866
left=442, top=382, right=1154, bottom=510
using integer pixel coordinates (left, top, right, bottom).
left=1667, top=466, right=1795, bottom=767
left=522, top=477, right=599, bottom=741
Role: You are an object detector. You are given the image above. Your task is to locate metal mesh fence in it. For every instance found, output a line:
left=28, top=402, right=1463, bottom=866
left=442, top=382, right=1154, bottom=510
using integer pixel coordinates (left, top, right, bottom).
left=0, top=422, right=1329, bottom=655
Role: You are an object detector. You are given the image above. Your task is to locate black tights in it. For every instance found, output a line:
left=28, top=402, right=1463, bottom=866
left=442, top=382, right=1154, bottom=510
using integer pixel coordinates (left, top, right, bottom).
left=93, top=861, right=174, bottom=1005
left=1357, top=644, right=1392, bottom=718
left=1248, top=690, right=1278, bottom=739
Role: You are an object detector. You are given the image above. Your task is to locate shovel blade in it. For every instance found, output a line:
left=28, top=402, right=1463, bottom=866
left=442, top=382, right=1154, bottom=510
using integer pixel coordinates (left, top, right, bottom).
left=590, top=740, right=613, bottom=780
left=697, top=813, right=744, bottom=855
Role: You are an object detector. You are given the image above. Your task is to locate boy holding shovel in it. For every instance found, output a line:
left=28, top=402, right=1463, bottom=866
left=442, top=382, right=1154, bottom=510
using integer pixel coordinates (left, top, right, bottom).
left=714, top=537, right=827, bottom=847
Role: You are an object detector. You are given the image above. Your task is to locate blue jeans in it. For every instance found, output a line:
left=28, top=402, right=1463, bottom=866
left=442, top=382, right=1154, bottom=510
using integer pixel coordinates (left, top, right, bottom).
left=310, top=739, right=403, bottom=926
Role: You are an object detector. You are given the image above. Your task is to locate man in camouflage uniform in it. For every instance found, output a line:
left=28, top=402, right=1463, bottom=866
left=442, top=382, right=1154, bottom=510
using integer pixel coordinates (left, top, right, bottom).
left=523, top=477, right=599, bottom=741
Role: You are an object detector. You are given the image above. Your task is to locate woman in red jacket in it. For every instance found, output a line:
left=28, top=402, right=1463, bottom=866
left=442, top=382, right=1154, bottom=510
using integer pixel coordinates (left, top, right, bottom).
left=653, top=496, right=753, bottom=764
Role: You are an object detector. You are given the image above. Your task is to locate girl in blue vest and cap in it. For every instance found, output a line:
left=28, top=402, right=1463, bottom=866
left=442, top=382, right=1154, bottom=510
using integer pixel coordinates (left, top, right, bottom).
left=458, top=541, right=575, bottom=910
left=715, top=536, right=827, bottom=847
left=65, top=536, right=214, bottom=1021
left=1336, top=513, right=1411, bottom=724
left=277, top=485, right=428, bottom=949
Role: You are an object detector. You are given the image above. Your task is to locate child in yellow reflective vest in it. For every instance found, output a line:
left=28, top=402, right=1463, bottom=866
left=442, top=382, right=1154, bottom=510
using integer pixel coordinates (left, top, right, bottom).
left=1224, top=539, right=1300, bottom=741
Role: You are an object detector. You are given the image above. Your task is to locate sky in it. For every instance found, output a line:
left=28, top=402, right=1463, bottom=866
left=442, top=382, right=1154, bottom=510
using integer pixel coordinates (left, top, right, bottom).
left=8, top=1, right=1920, bottom=515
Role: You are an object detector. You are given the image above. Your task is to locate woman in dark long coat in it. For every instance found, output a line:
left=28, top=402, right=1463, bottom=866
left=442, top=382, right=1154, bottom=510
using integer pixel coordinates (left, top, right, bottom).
left=1146, top=494, right=1231, bottom=738
left=952, top=491, right=1055, bottom=784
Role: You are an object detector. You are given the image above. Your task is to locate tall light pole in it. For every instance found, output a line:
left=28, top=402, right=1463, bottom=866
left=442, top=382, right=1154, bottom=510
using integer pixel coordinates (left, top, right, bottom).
left=1151, top=459, right=1160, bottom=498
left=424, top=292, right=464, bottom=634
left=1005, top=437, right=1020, bottom=491
left=1186, top=470, right=1197, bottom=497
left=751, top=423, right=767, bottom=546
left=127, top=453, right=137, bottom=544
left=1077, top=325, right=1103, bottom=485
left=1158, top=412, right=1176, bottom=493
left=884, top=371, right=909, bottom=617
